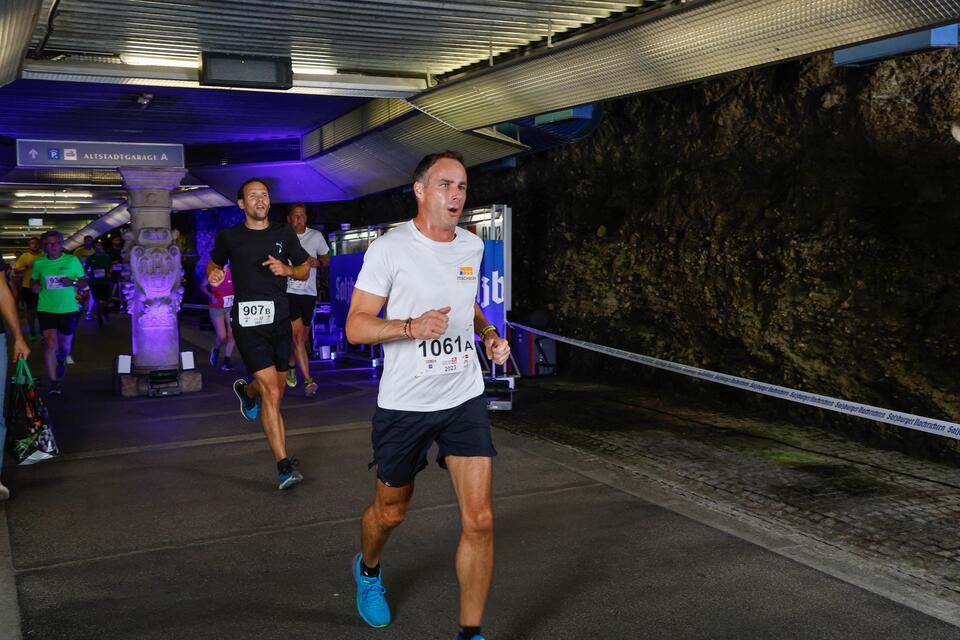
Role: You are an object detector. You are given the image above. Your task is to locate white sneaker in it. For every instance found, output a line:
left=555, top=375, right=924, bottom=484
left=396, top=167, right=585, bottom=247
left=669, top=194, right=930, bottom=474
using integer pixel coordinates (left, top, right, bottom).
left=65, top=355, right=75, bottom=365
left=0, top=484, right=9, bottom=501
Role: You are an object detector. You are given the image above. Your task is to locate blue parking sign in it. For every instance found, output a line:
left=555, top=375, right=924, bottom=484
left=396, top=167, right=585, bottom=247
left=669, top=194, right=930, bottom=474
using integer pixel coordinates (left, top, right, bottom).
left=47, top=148, right=61, bottom=160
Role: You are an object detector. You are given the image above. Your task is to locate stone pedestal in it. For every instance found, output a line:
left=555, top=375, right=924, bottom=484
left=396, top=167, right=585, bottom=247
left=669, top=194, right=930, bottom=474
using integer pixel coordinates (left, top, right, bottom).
left=116, top=370, right=202, bottom=398
left=118, top=167, right=201, bottom=395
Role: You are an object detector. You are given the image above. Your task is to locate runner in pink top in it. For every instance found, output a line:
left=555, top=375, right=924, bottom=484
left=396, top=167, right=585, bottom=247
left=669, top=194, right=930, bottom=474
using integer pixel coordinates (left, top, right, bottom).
left=200, top=265, right=236, bottom=371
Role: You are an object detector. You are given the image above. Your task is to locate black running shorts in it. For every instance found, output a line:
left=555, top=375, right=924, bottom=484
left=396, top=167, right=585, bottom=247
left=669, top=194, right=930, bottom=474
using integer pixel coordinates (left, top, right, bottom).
left=370, top=394, right=496, bottom=487
left=90, top=282, right=111, bottom=301
left=232, top=317, right=292, bottom=374
left=287, top=293, right=316, bottom=326
left=38, top=311, right=79, bottom=335
left=20, top=287, right=38, bottom=310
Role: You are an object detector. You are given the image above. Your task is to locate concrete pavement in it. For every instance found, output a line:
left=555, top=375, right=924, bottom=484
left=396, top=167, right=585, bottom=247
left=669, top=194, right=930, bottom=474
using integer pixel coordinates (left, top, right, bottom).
left=1, top=317, right=958, bottom=638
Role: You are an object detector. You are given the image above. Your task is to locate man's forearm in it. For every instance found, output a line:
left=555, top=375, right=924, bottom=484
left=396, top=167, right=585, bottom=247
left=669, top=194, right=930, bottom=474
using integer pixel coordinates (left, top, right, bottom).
left=473, top=303, right=495, bottom=335
left=288, top=261, right=310, bottom=281
left=346, top=313, right=407, bottom=345
left=0, top=283, right=23, bottom=340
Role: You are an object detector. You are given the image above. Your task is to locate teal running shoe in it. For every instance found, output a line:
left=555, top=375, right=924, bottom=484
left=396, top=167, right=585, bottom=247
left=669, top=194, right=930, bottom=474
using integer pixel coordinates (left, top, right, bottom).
left=232, top=379, right=259, bottom=420
left=454, top=636, right=486, bottom=640
left=353, top=553, right=390, bottom=628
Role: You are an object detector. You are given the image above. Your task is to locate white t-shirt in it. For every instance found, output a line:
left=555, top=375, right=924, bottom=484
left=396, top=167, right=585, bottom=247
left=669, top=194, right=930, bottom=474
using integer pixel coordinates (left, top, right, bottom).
left=286, top=227, right=330, bottom=297
left=355, top=220, right=485, bottom=412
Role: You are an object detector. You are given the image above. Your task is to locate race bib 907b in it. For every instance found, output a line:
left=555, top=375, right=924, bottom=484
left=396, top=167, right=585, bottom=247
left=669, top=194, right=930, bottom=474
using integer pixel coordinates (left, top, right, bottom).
left=238, top=300, right=274, bottom=327
left=416, top=326, right=475, bottom=377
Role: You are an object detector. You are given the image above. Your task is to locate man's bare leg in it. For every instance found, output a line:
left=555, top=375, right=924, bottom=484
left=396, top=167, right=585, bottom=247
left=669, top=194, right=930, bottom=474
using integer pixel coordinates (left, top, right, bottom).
left=247, top=368, right=287, bottom=461
left=290, top=318, right=316, bottom=395
left=446, top=455, right=494, bottom=628
left=42, top=328, right=59, bottom=380
left=361, top=479, right=415, bottom=567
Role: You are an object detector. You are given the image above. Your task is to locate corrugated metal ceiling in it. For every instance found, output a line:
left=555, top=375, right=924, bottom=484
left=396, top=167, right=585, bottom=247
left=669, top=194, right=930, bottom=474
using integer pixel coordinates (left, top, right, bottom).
left=411, top=0, right=960, bottom=130
left=28, top=0, right=645, bottom=77
left=0, top=0, right=41, bottom=87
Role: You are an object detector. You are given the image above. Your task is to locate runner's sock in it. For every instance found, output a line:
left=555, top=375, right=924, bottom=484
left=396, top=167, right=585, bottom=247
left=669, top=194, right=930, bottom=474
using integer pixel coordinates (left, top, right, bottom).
left=277, top=458, right=292, bottom=474
left=459, top=626, right=481, bottom=639
left=360, top=559, right=380, bottom=578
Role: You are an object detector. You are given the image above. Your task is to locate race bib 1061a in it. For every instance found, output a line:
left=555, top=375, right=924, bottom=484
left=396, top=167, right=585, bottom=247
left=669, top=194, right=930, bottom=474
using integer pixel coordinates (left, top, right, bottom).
left=238, top=300, right=274, bottom=327
left=416, top=326, right=475, bottom=377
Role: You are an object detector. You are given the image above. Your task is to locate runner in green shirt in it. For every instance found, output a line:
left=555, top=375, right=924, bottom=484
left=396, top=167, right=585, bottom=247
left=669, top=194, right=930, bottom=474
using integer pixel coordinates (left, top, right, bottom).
left=31, top=230, right=86, bottom=396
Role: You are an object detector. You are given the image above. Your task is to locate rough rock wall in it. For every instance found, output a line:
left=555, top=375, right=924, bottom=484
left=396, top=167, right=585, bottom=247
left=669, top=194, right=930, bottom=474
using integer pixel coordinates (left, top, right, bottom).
left=321, top=51, right=960, bottom=453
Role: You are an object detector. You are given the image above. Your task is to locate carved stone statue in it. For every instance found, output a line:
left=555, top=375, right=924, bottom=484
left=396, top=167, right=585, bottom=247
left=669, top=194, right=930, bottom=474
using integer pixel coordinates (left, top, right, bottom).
left=122, top=227, right=184, bottom=371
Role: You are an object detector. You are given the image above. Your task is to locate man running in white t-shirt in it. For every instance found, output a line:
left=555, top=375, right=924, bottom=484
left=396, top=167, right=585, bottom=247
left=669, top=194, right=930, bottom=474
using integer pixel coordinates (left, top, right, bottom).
left=345, top=150, right=511, bottom=640
left=284, top=203, right=329, bottom=397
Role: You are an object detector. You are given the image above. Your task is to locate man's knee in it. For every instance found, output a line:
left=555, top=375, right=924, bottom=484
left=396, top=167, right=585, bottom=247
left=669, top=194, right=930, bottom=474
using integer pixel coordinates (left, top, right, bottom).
left=378, top=503, right=408, bottom=530
left=259, top=379, right=282, bottom=405
left=461, top=506, right=494, bottom=538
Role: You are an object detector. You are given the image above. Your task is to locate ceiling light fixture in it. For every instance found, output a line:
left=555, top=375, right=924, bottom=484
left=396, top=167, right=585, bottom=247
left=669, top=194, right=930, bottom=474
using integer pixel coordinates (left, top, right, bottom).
left=292, top=66, right=338, bottom=76
left=120, top=54, right=200, bottom=69
left=13, top=190, right=93, bottom=198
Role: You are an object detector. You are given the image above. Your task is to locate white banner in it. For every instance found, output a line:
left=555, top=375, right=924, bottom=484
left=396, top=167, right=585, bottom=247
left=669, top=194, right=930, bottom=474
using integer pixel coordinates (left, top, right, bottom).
left=509, top=322, right=960, bottom=441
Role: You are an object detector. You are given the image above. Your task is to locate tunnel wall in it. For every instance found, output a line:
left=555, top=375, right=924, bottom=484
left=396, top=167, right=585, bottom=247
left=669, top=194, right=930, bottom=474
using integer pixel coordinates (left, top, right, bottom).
left=320, top=51, right=960, bottom=456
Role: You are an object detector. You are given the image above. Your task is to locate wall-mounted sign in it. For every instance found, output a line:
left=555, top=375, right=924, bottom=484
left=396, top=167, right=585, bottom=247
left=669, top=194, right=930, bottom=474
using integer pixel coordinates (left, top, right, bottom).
left=16, top=139, right=184, bottom=169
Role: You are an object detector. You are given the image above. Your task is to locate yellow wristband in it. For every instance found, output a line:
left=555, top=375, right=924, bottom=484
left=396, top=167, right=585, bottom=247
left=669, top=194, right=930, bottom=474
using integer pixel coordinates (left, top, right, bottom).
left=480, top=325, right=498, bottom=339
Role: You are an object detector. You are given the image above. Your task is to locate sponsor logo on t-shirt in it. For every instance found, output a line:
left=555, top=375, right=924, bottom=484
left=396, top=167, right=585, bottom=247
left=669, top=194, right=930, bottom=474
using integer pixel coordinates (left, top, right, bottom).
left=457, top=266, right=476, bottom=282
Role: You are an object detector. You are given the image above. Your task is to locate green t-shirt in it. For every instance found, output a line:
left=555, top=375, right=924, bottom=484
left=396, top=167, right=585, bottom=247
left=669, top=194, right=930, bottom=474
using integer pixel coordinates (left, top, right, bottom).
left=85, top=253, right=113, bottom=282
left=32, top=254, right=85, bottom=314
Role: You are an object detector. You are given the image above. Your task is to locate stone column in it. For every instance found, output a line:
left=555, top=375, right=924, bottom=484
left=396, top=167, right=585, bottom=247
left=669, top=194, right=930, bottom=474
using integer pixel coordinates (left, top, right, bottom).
left=119, top=168, right=188, bottom=374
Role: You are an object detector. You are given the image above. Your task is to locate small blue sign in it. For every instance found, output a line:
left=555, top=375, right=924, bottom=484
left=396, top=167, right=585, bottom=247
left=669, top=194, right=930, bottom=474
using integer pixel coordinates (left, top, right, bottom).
left=47, top=148, right=61, bottom=160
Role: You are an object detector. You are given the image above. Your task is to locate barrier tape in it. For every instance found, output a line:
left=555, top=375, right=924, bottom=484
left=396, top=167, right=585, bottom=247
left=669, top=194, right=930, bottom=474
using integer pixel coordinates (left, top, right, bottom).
left=508, top=322, right=960, bottom=441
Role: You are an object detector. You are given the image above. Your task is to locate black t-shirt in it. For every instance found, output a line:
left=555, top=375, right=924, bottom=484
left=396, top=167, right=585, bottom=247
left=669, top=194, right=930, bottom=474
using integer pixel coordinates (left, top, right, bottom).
left=210, top=222, right=309, bottom=321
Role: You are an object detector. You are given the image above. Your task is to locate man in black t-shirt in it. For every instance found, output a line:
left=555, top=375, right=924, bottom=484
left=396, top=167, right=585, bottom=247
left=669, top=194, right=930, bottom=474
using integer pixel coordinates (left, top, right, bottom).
left=208, top=178, right=311, bottom=490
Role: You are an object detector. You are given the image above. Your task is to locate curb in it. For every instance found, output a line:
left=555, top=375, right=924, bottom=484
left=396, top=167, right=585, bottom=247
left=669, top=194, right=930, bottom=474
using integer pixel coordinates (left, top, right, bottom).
left=0, top=503, right=23, bottom=640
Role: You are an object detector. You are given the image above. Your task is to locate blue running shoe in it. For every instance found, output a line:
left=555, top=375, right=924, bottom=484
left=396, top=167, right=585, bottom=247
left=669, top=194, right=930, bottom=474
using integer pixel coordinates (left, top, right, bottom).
left=278, top=458, right=303, bottom=490
left=232, top=379, right=259, bottom=420
left=453, top=636, right=486, bottom=640
left=353, top=553, right=390, bottom=628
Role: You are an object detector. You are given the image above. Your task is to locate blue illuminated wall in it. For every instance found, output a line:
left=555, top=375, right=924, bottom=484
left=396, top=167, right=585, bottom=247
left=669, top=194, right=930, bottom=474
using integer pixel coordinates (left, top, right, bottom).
left=192, top=206, right=244, bottom=284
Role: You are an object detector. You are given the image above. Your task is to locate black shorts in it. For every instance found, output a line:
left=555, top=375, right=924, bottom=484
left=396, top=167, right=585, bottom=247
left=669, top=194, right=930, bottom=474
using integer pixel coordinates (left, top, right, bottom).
left=232, top=317, right=292, bottom=374
left=287, top=293, right=316, bottom=325
left=38, top=311, right=80, bottom=335
left=20, top=288, right=38, bottom=310
left=90, top=282, right=111, bottom=301
left=370, top=394, right=496, bottom=487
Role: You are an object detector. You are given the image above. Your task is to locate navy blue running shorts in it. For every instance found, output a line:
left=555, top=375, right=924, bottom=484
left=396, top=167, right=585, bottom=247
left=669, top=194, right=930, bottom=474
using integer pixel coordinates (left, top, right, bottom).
left=370, top=394, right=496, bottom=487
